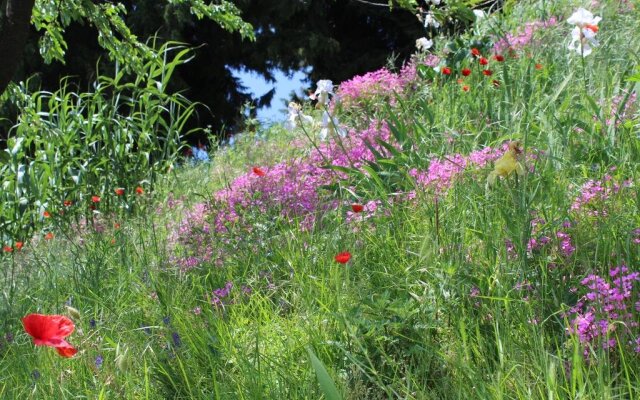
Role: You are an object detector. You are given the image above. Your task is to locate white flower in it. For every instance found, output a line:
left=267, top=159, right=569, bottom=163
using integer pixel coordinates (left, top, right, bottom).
left=312, top=79, right=334, bottom=105
left=567, top=8, right=601, bottom=56
left=430, top=0, right=441, bottom=5
left=415, top=37, right=433, bottom=52
left=284, top=102, right=313, bottom=131
left=424, top=12, right=440, bottom=29
left=567, top=8, right=601, bottom=28
left=319, top=111, right=346, bottom=141
left=473, top=9, right=486, bottom=20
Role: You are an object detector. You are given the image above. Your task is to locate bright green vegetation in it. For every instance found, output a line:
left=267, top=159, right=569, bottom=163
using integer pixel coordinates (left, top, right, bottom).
left=0, top=0, right=639, bottom=399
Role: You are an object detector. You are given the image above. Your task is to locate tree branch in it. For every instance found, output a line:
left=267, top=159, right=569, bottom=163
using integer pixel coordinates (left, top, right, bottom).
left=0, top=0, right=36, bottom=95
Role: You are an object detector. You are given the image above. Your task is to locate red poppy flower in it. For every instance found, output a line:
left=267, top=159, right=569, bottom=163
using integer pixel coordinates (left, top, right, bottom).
left=462, top=85, right=470, bottom=92
left=44, top=232, right=54, bottom=240
left=114, top=188, right=125, bottom=196
left=135, top=186, right=144, bottom=195
left=334, top=252, right=351, bottom=264
left=63, top=200, right=73, bottom=207
left=482, top=69, right=493, bottom=76
left=43, top=211, right=51, bottom=218
left=441, top=67, right=452, bottom=75
left=15, top=241, right=23, bottom=250
left=470, top=48, right=481, bottom=57
left=492, top=80, right=501, bottom=87
left=3, top=245, right=12, bottom=252
left=91, top=196, right=101, bottom=203
left=351, top=204, right=364, bottom=213
left=461, top=68, right=471, bottom=76
left=22, top=313, right=77, bottom=358
left=114, top=223, right=121, bottom=229
left=479, top=57, right=489, bottom=66
left=252, top=167, right=266, bottom=177
left=493, top=54, right=505, bottom=62
left=535, top=63, right=543, bottom=70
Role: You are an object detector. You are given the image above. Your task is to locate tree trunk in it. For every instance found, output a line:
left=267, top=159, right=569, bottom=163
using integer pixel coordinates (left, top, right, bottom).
left=0, top=0, right=36, bottom=94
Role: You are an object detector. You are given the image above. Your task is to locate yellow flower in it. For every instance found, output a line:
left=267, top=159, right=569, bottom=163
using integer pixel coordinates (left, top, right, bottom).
left=487, top=141, right=525, bottom=186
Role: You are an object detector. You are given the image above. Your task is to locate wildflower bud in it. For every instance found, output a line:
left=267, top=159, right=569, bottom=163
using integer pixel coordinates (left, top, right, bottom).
left=65, top=306, right=81, bottom=319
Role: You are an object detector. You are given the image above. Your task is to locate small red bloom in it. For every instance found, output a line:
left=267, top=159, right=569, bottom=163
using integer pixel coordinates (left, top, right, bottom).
left=44, top=232, right=54, bottom=240
left=43, top=211, right=51, bottom=218
left=462, top=85, right=470, bottom=92
left=493, top=54, right=505, bottom=62
left=461, top=68, right=471, bottom=77
left=252, top=167, right=266, bottom=177
left=479, top=57, right=489, bottom=66
left=482, top=69, right=493, bottom=76
left=114, top=188, right=125, bottom=196
left=334, top=252, right=351, bottom=264
left=441, top=67, right=452, bottom=75
left=585, top=24, right=599, bottom=33
left=15, top=241, right=23, bottom=250
left=470, top=48, right=481, bottom=57
left=492, top=80, right=501, bottom=87
left=3, top=246, right=13, bottom=252
left=22, top=313, right=78, bottom=358
left=535, top=63, right=543, bottom=70
left=91, top=196, right=101, bottom=203
left=351, top=204, right=364, bottom=213
left=114, top=223, right=121, bottom=229
left=135, top=186, right=144, bottom=195
left=63, top=200, right=73, bottom=207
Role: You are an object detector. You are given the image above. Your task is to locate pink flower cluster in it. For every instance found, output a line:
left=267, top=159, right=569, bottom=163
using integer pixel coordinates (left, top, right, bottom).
left=409, top=145, right=507, bottom=194
left=493, top=17, right=558, bottom=54
left=570, top=175, right=632, bottom=217
left=602, top=91, right=637, bottom=127
left=567, top=265, right=640, bottom=354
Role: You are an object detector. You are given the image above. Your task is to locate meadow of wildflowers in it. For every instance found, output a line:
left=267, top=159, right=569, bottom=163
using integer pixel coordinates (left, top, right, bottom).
left=0, top=0, right=639, bottom=399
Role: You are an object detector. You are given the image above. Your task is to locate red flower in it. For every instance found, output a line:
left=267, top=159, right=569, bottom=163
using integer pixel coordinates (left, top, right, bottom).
left=479, top=57, right=489, bottom=66
left=252, top=167, right=266, bottom=177
left=135, top=186, right=144, bottom=195
left=114, top=223, right=121, bottom=229
left=535, top=63, right=543, bottom=70
left=441, top=67, right=452, bottom=75
left=351, top=204, right=364, bottom=213
left=470, top=48, right=481, bottom=57
left=482, top=69, right=493, bottom=76
left=492, top=80, right=501, bottom=87
left=461, top=68, right=471, bottom=76
left=44, top=232, right=54, bottom=240
left=334, top=252, right=351, bottom=264
left=3, top=245, right=12, bottom=252
left=114, top=188, right=125, bottom=196
left=91, top=196, right=101, bottom=203
left=63, top=200, right=73, bottom=207
left=15, top=241, right=23, bottom=250
left=22, top=314, right=78, bottom=358
left=462, top=85, right=470, bottom=92
left=493, top=54, right=505, bottom=62
left=43, top=211, right=51, bottom=218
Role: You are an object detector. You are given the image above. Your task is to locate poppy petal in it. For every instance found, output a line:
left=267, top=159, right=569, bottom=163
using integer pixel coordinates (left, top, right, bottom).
left=55, top=345, right=78, bottom=358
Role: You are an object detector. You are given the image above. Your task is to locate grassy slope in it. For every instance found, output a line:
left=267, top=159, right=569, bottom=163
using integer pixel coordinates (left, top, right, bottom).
left=1, top=0, right=640, bottom=398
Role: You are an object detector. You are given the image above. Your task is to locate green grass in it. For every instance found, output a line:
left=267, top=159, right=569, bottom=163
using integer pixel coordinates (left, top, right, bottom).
left=1, top=0, right=639, bottom=398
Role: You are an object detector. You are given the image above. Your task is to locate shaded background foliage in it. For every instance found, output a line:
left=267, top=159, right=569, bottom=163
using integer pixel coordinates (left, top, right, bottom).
left=7, top=0, right=425, bottom=141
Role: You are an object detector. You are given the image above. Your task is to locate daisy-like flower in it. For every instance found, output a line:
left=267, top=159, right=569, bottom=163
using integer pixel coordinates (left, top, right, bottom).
left=567, top=8, right=601, bottom=56
left=415, top=37, right=433, bottom=52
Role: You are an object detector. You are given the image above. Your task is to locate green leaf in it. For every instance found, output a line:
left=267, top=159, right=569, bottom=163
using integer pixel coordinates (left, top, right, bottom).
left=307, top=347, right=342, bottom=400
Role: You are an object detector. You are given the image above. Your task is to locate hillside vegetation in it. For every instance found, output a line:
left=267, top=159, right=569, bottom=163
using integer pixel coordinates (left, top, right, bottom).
left=0, top=0, right=639, bottom=398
